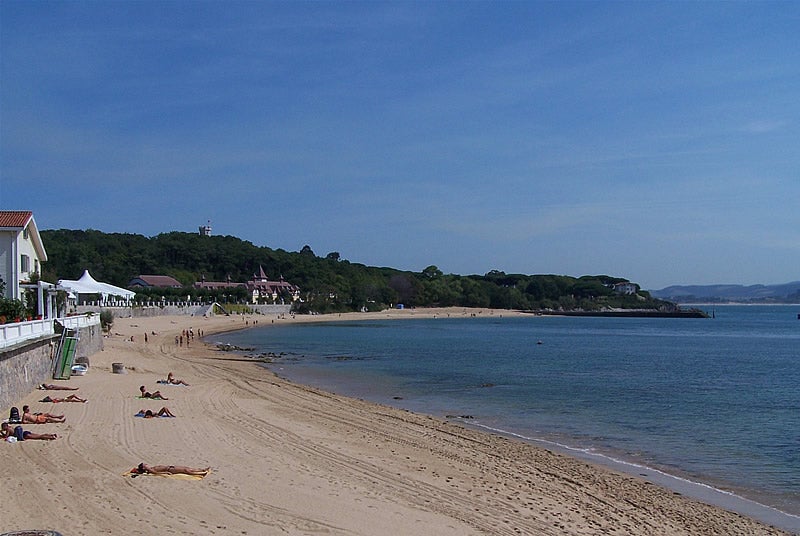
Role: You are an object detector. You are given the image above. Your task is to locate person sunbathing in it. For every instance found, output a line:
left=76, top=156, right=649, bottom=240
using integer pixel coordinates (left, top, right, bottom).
left=22, top=405, right=65, bottom=423
left=41, top=394, right=87, bottom=403
left=136, top=463, right=210, bottom=476
left=139, top=386, right=168, bottom=400
left=136, top=407, right=176, bottom=418
left=1, top=422, right=58, bottom=440
left=39, top=383, right=79, bottom=391
left=166, top=372, right=190, bottom=386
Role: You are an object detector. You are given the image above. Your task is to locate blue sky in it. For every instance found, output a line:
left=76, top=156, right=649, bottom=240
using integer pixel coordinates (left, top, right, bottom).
left=1, top=1, right=798, bottom=289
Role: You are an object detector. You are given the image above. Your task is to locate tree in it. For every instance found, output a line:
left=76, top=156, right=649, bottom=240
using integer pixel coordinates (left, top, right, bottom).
left=388, top=274, right=418, bottom=305
left=99, top=309, right=114, bottom=332
left=38, top=229, right=677, bottom=313
left=422, top=265, right=443, bottom=279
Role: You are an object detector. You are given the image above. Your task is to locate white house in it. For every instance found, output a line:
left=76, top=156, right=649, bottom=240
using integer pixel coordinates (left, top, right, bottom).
left=612, top=282, right=638, bottom=295
left=0, top=210, right=48, bottom=301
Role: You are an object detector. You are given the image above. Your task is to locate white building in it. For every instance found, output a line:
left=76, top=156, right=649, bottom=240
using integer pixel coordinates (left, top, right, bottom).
left=613, top=282, right=638, bottom=295
left=0, top=210, right=48, bottom=301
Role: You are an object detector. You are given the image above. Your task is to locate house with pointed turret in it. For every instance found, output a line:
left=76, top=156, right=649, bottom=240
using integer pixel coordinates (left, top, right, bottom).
left=245, top=266, right=300, bottom=304
left=194, top=266, right=300, bottom=304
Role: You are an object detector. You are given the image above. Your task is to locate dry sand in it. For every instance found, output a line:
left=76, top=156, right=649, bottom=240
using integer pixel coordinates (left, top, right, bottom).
left=1, top=309, right=792, bottom=535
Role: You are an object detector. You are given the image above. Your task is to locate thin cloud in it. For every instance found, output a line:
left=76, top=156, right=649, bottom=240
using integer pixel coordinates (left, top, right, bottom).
left=740, top=120, right=789, bottom=134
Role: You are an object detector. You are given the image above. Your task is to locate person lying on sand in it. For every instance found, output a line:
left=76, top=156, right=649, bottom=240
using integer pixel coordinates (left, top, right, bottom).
left=135, top=463, right=210, bottom=476
left=1, top=422, right=58, bottom=441
left=41, top=394, right=87, bottom=403
left=139, top=386, right=168, bottom=400
left=22, top=405, right=65, bottom=423
left=39, top=383, right=79, bottom=391
left=166, top=372, right=190, bottom=386
left=136, top=407, right=176, bottom=418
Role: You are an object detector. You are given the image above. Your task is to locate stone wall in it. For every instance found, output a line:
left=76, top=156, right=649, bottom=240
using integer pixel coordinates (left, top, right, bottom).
left=0, top=335, right=58, bottom=410
left=0, top=322, right=104, bottom=410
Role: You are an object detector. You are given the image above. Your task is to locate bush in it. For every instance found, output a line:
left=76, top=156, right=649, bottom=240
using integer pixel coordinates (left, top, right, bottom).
left=0, top=298, right=26, bottom=321
left=99, top=309, right=114, bottom=332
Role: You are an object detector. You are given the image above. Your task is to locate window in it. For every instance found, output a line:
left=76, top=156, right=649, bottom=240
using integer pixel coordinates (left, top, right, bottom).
left=21, top=254, right=30, bottom=273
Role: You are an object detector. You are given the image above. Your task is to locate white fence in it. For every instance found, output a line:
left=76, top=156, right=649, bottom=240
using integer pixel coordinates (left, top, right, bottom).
left=0, top=314, right=101, bottom=350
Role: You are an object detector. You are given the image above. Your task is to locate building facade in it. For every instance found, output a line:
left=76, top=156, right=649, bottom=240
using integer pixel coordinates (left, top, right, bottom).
left=0, top=211, right=48, bottom=301
left=194, top=266, right=300, bottom=304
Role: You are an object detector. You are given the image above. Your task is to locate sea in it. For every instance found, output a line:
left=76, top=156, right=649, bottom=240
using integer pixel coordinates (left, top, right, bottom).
left=213, top=305, right=800, bottom=532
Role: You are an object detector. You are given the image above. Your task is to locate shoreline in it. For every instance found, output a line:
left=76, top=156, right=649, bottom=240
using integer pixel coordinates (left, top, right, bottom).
left=466, top=420, right=800, bottom=532
left=1, top=308, right=795, bottom=535
left=252, top=320, right=800, bottom=532
left=273, top=363, right=800, bottom=532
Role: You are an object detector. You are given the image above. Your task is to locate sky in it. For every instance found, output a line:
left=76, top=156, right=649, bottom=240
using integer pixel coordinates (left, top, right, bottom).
left=1, top=1, right=798, bottom=290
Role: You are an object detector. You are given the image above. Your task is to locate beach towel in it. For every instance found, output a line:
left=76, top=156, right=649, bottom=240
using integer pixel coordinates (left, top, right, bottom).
left=134, top=412, right=175, bottom=418
left=123, top=468, right=210, bottom=480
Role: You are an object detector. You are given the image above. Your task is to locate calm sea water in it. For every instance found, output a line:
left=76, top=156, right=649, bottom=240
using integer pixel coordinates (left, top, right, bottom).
left=214, top=305, right=800, bottom=529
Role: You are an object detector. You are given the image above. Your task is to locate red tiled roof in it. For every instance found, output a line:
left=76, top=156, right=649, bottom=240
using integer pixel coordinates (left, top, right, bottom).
left=0, top=210, right=33, bottom=228
left=193, top=281, right=246, bottom=289
left=131, top=275, right=183, bottom=287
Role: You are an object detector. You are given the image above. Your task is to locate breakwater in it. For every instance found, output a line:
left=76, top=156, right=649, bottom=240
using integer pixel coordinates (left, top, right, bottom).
left=526, top=309, right=709, bottom=318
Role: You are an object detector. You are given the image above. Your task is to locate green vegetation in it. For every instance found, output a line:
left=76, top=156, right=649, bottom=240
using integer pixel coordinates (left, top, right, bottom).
left=40, top=229, right=677, bottom=314
left=99, top=309, right=114, bottom=332
left=0, top=276, right=27, bottom=322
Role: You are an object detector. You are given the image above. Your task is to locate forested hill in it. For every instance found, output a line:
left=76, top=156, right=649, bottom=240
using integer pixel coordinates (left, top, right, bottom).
left=39, top=229, right=676, bottom=314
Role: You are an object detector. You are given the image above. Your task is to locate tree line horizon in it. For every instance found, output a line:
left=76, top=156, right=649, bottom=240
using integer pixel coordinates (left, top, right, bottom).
left=39, top=229, right=677, bottom=314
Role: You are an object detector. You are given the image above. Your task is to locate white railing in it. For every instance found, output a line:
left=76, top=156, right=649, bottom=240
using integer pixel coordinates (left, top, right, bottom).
left=0, top=318, right=55, bottom=349
left=0, top=314, right=100, bottom=350
left=59, top=314, right=101, bottom=330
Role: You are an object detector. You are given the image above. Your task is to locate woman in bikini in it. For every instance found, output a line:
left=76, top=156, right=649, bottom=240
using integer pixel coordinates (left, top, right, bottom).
left=136, top=407, right=176, bottom=418
left=136, top=463, right=209, bottom=476
left=39, top=383, right=79, bottom=391
left=41, top=394, right=87, bottom=403
left=139, top=385, right=168, bottom=400
left=22, top=405, right=65, bottom=423
left=166, top=372, right=190, bottom=386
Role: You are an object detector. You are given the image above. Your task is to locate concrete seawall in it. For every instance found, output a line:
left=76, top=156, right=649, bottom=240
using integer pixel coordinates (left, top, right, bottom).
left=77, top=303, right=292, bottom=318
left=0, top=321, right=104, bottom=410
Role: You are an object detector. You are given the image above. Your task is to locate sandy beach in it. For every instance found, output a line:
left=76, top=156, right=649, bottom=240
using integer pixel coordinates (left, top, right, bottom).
left=1, top=309, right=791, bottom=535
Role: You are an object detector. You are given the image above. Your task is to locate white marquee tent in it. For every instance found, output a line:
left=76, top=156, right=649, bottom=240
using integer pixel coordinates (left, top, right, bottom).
left=58, top=269, right=136, bottom=303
